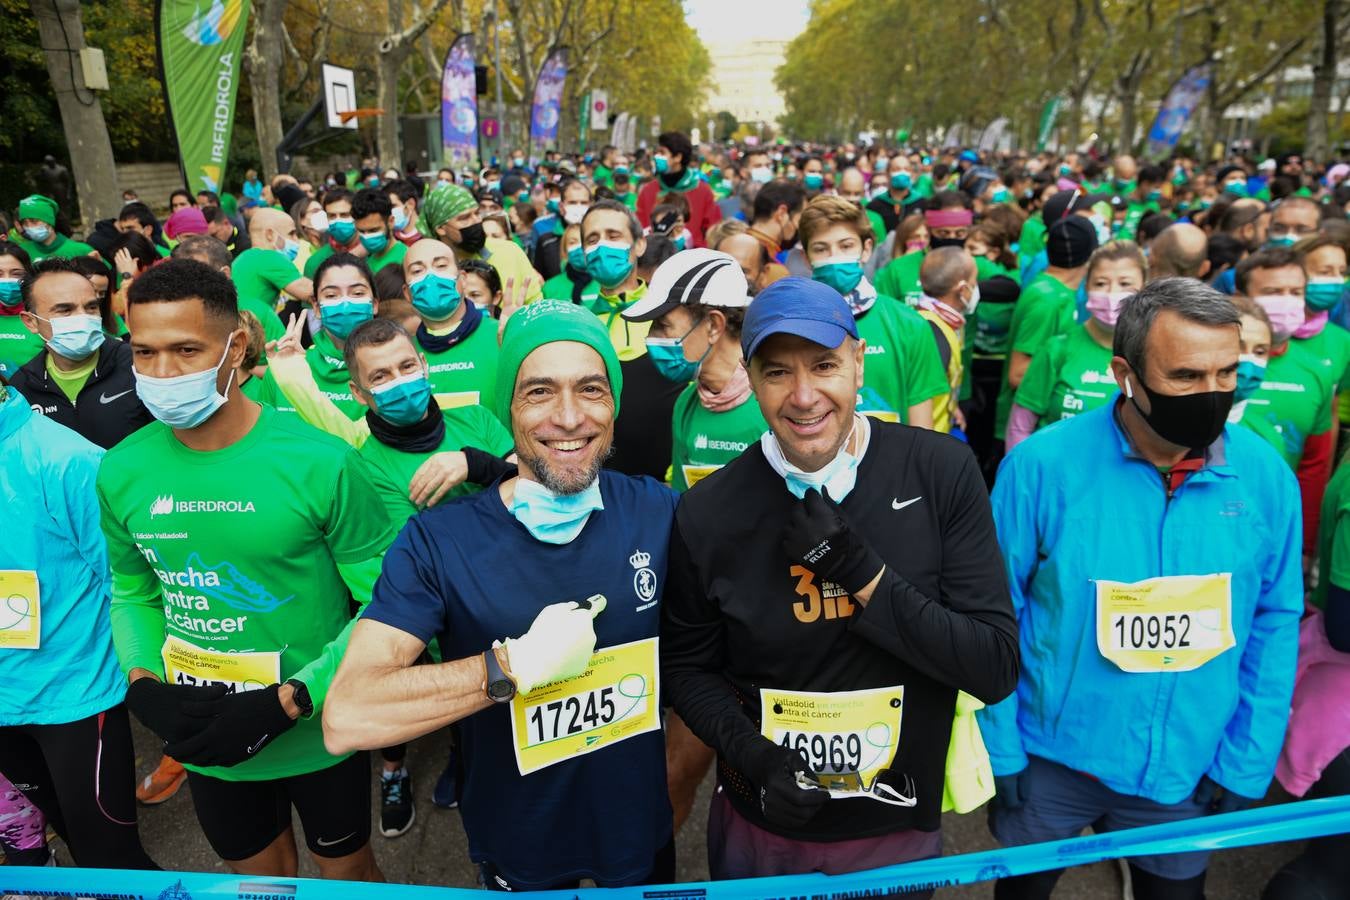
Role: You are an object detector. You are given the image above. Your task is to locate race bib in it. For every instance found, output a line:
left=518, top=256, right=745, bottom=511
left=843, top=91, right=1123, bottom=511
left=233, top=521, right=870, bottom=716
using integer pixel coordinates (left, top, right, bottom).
left=1095, top=573, right=1235, bottom=673
left=434, top=391, right=480, bottom=410
left=161, top=635, right=281, bottom=693
left=681, top=464, right=720, bottom=488
left=510, top=637, right=660, bottom=776
left=760, top=685, right=904, bottom=800
left=0, top=570, right=40, bottom=650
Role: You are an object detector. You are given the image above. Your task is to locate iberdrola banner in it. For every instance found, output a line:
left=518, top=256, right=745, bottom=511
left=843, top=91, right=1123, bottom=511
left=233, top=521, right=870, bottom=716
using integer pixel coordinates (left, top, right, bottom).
left=441, top=34, right=478, bottom=170
left=157, top=0, right=252, bottom=193
left=528, top=48, right=568, bottom=164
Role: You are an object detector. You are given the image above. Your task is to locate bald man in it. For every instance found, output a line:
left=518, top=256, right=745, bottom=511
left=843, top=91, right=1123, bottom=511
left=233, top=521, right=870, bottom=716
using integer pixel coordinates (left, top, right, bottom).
left=720, top=231, right=771, bottom=294
left=401, top=238, right=502, bottom=408
left=1148, top=223, right=1210, bottom=281
left=1112, top=155, right=1138, bottom=194
left=228, top=207, right=311, bottom=342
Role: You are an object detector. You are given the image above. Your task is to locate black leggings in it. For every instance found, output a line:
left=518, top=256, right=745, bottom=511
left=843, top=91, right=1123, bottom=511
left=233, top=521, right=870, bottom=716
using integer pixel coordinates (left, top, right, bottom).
left=1262, top=748, right=1350, bottom=900
left=0, top=704, right=157, bottom=869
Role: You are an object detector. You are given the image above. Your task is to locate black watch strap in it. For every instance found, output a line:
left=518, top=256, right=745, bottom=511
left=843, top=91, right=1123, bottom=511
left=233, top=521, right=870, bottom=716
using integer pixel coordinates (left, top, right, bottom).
left=483, top=649, right=516, bottom=703
left=284, top=678, right=313, bottom=718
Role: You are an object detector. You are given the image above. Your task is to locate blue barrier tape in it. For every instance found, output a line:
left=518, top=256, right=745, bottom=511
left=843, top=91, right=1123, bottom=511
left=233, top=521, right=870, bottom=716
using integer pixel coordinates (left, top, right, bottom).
left=2, top=795, right=1348, bottom=899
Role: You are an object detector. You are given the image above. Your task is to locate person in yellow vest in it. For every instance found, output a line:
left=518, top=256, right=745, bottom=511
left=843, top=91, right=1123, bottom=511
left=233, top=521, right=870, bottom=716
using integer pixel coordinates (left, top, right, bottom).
left=915, top=247, right=981, bottom=434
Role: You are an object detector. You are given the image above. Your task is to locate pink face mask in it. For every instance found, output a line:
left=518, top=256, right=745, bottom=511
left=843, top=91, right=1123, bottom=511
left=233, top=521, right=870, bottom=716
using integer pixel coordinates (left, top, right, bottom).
left=1256, top=294, right=1307, bottom=340
left=1086, top=291, right=1132, bottom=327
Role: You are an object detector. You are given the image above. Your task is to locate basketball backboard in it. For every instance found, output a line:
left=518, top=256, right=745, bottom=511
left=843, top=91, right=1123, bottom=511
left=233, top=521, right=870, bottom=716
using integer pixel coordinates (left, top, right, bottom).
left=322, top=63, right=358, bottom=130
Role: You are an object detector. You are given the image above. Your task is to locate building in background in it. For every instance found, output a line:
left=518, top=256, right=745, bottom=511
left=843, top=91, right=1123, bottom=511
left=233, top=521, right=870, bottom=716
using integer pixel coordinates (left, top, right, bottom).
left=705, top=40, right=788, bottom=137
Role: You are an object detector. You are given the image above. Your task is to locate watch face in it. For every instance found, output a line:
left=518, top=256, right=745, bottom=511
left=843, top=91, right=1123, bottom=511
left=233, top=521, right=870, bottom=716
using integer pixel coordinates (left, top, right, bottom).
left=488, top=679, right=515, bottom=702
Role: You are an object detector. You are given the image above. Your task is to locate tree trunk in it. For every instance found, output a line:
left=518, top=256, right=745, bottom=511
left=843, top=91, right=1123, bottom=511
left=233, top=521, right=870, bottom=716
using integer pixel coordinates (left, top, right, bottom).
left=1308, top=0, right=1340, bottom=162
left=245, top=0, right=287, bottom=180
left=376, top=47, right=410, bottom=166
left=1119, top=92, right=1138, bottom=152
left=28, top=0, right=118, bottom=226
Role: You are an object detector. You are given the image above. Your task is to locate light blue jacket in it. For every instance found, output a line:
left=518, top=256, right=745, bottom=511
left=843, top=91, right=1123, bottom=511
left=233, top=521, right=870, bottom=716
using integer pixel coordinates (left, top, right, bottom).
left=0, top=385, right=124, bottom=725
left=979, top=404, right=1302, bottom=804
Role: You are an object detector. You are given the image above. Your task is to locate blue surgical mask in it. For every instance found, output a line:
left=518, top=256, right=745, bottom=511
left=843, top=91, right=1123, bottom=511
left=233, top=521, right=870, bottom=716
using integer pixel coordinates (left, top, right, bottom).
left=645, top=318, right=710, bottom=383
left=368, top=368, right=431, bottom=426
left=1223, top=181, right=1248, bottom=197
left=360, top=231, right=390, bottom=254
left=672, top=234, right=687, bottom=251
left=991, top=187, right=1010, bottom=203
left=23, top=225, right=51, bottom=243
left=319, top=297, right=373, bottom=340
left=811, top=255, right=865, bottom=296
left=282, top=238, right=300, bottom=261
left=1266, top=234, right=1298, bottom=249
left=566, top=246, right=587, bottom=271
left=654, top=156, right=670, bottom=175
left=1306, top=276, right=1345, bottom=311
left=1235, top=354, right=1267, bottom=402
left=391, top=206, right=410, bottom=231
left=409, top=271, right=462, bottom=320
left=328, top=219, right=356, bottom=244
left=510, top=477, right=604, bottom=544
left=546, top=198, right=561, bottom=215
left=586, top=240, right=635, bottom=288
left=1145, top=189, right=1162, bottom=203
left=0, top=278, right=20, bottom=307
left=804, top=172, right=824, bottom=190
left=38, top=313, right=106, bottom=361
left=759, top=415, right=867, bottom=502
left=134, top=331, right=237, bottom=429
left=890, top=171, right=912, bottom=191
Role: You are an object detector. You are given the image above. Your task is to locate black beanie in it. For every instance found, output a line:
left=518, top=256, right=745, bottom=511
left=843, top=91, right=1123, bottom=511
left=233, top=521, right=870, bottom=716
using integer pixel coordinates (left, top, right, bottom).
left=275, top=183, right=306, bottom=212
left=1047, top=216, right=1098, bottom=269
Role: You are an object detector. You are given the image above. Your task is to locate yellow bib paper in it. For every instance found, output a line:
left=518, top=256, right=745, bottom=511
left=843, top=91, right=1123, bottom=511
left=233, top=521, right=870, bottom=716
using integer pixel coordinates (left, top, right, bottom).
left=760, top=685, right=904, bottom=795
left=681, top=464, right=721, bottom=488
left=161, top=635, right=281, bottom=693
left=0, top=570, right=40, bottom=650
left=510, top=637, right=660, bottom=776
left=1095, top=573, right=1235, bottom=673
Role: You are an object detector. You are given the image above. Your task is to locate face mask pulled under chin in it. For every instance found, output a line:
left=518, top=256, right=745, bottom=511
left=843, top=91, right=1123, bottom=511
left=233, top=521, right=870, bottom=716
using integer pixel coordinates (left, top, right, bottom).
left=760, top=414, right=870, bottom=501
left=1124, top=371, right=1233, bottom=450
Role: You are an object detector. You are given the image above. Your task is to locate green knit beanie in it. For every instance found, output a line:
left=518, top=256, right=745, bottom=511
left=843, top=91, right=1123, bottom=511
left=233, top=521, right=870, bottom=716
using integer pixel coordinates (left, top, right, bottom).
left=496, top=300, right=623, bottom=424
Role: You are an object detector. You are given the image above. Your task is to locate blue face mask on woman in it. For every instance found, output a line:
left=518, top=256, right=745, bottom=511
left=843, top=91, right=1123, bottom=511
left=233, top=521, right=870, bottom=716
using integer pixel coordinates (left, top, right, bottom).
left=367, top=369, right=432, bottom=426
left=409, top=271, right=462, bottom=320
left=319, top=297, right=374, bottom=340
left=645, top=317, right=711, bottom=383
left=134, top=331, right=237, bottom=429
left=509, top=477, right=605, bottom=544
left=1305, top=277, right=1346, bottom=312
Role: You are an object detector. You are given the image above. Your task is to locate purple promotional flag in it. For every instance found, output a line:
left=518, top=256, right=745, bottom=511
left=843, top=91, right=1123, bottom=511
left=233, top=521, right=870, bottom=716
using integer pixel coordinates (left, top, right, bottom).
left=529, top=49, right=568, bottom=163
left=441, top=34, right=478, bottom=169
left=1146, top=62, right=1213, bottom=159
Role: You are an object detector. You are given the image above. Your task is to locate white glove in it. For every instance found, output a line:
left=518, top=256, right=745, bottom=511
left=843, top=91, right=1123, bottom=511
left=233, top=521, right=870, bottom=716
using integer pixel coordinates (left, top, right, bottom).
left=501, top=595, right=607, bottom=694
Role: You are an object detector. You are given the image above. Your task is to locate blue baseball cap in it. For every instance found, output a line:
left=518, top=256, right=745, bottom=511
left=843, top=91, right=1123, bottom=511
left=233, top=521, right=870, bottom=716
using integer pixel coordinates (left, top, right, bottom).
left=959, top=149, right=979, bottom=163
left=741, top=276, right=860, bottom=362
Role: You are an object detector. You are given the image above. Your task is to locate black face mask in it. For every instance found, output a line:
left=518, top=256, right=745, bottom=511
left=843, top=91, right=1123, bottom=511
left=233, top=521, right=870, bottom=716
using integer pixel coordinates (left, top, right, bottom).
left=457, top=222, right=487, bottom=254
left=929, top=236, right=967, bottom=249
left=1129, top=373, right=1234, bottom=450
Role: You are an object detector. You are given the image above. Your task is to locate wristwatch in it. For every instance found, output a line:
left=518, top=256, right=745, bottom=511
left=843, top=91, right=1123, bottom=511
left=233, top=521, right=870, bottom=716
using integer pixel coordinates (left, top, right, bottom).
left=483, top=648, right=516, bottom=703
left=284, top=678, right=313, bottom=718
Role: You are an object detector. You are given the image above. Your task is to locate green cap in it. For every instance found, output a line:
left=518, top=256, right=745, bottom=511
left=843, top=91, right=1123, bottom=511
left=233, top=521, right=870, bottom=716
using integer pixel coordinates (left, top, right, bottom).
left=496, top=300, right=623, bottom=424
left=18, top=195, right=58, bottom=226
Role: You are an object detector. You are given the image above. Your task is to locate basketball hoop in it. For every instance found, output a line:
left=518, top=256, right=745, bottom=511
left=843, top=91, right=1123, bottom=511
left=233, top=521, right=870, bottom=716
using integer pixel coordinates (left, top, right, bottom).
left=339, top=108, right=384, bottom=123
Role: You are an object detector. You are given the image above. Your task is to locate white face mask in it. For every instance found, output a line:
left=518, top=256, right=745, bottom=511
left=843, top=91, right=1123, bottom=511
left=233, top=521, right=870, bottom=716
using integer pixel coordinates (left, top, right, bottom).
left=562, top=204, right=587, bottom=225
left=760, top=414, right=871, bottom=502
left=965, top=282, right=981, bottom=313
left=309, top=211, right=329, bottom=233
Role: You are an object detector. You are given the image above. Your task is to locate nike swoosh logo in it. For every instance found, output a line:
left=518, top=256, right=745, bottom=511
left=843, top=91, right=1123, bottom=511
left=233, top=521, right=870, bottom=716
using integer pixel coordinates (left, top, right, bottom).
left=892, top=496, right=922, bottom=510
left=315, top=832, right=356, bottom=848
left=99, top=389, right=133, bottom=404
left=246, top=734, right=269, bottom=755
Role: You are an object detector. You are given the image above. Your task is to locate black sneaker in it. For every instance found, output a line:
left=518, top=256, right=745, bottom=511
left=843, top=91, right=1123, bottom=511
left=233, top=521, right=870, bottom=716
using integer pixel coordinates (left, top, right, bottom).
left=379, top=768, right=415, bottom=838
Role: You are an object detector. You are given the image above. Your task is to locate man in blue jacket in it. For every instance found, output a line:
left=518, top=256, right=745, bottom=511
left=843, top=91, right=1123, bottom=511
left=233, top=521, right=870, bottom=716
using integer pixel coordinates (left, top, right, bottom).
left=981, top=277, right=1302, bottom=900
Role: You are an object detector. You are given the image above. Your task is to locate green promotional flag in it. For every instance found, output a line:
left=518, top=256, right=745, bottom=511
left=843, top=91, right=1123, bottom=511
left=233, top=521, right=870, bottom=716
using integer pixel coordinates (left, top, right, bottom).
left=157, top=0, right=252, bottom=194
left=1036, top=97, right=1061, bottom=152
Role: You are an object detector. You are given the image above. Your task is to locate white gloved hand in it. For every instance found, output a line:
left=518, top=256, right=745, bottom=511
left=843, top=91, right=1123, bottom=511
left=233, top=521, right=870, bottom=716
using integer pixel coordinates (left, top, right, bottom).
left=501, top=595, right=607, bottom=694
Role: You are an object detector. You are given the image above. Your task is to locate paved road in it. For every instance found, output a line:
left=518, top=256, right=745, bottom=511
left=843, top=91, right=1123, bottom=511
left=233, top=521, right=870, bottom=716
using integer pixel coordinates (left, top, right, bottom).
left=103, top=723, right=1307, bottom=898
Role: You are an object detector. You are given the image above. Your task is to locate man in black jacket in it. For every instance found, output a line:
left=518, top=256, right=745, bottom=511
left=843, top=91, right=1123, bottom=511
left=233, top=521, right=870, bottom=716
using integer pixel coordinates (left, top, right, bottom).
left=11, top=258, right=152, bottom=448
left=661, top=276, right=1018, bottom=893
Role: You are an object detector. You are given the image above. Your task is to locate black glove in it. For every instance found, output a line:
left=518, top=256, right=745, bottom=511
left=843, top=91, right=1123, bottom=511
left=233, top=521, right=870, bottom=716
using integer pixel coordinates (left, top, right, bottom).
left=745, top=739, right=829, bottom=829
left=462, top=446, right=518, bottom=486
left=125, top=678, right=227, bottom=743
left=993, top=769, right=1028, bottom=811
left=164, top=683, right=297, bottom=768
left=780, top=488, right=885, bottom=596
left=1192, top=775, right=1255, bottom=814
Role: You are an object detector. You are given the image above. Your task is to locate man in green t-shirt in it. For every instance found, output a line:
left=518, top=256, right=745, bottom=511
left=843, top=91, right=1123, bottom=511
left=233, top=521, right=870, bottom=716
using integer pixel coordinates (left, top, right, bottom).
left=9, top=194, right=96, bottom=262
left=100, top=258, right=394, bottom=881
left=351, top=188, right=408, bottom=274
left=996, top=216, right=1098, bottom=441
left=230, top=208, right=312, bottom=342
left=402, top=238, right=501, bottom=410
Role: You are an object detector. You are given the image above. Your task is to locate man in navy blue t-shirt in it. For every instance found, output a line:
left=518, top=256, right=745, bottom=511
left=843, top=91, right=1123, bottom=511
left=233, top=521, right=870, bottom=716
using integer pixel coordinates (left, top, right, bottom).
left=324, top=301, right=677, bottom=889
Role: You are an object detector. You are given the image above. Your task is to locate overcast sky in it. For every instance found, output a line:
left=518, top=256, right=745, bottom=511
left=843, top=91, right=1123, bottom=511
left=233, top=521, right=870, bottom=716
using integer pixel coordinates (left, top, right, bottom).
left=684, top=0, right=812, bottom=45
